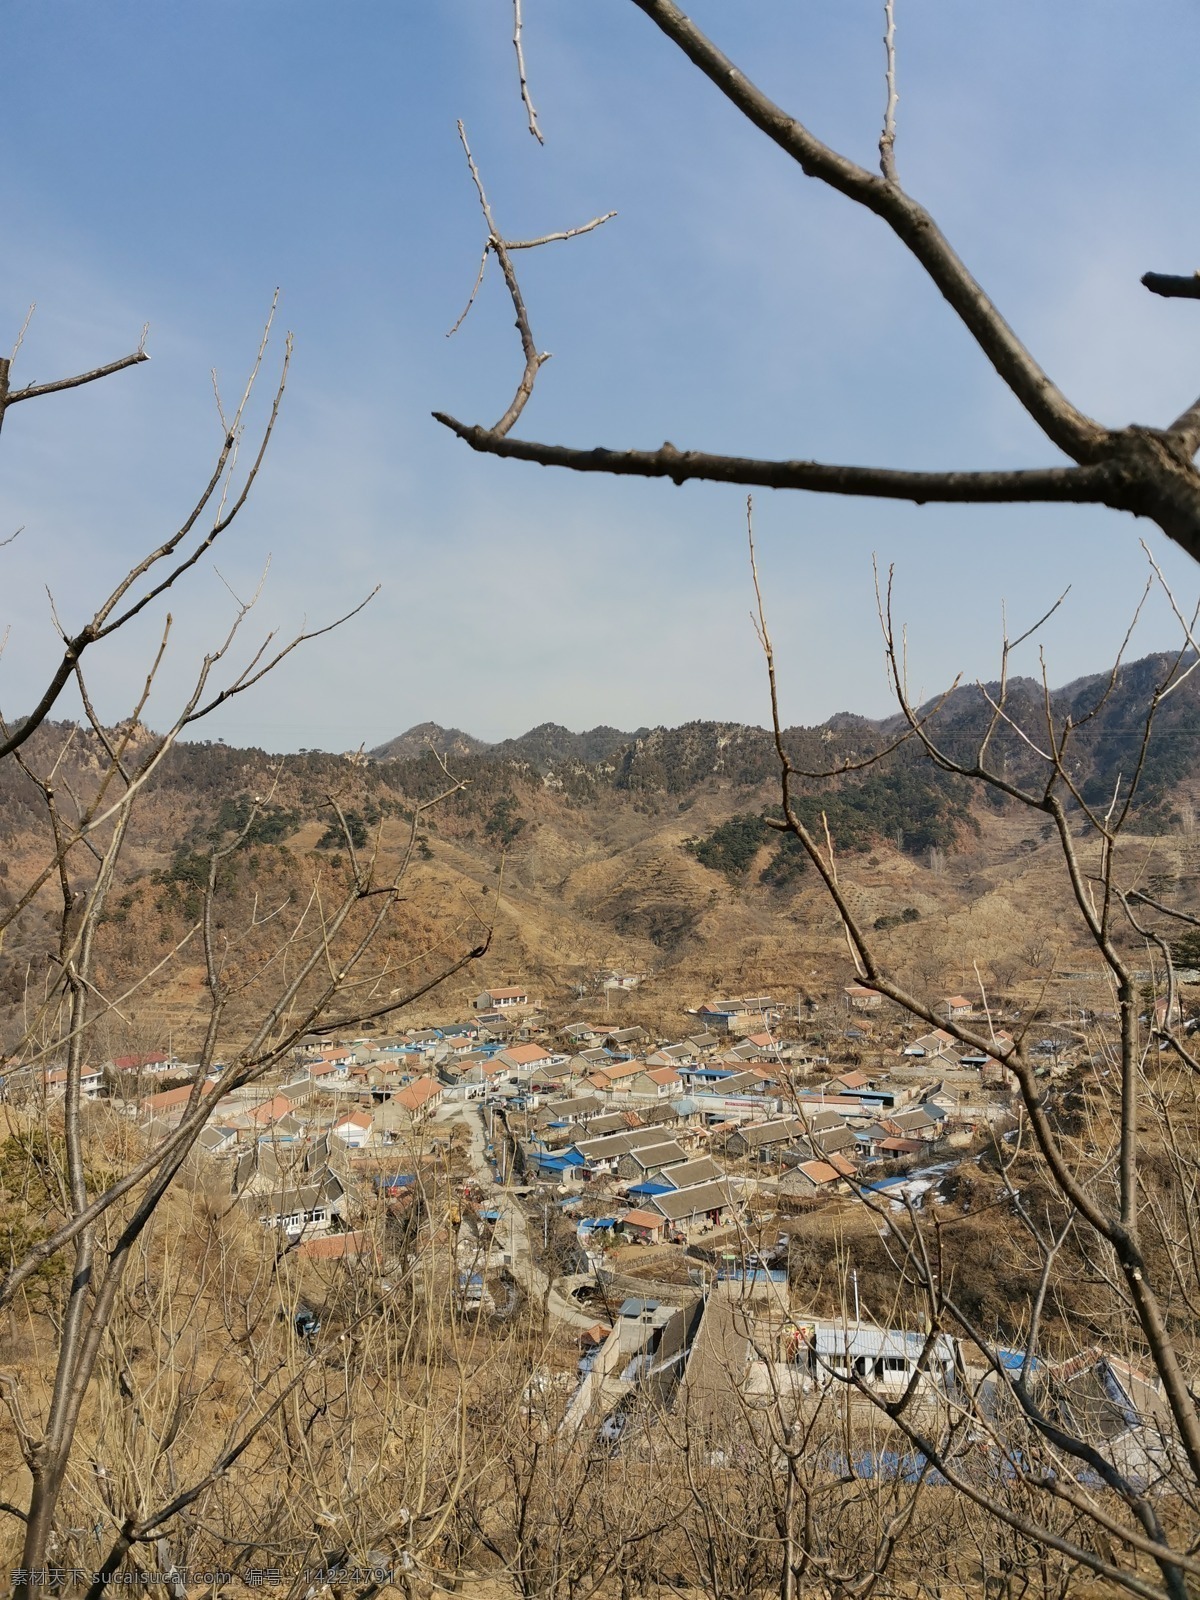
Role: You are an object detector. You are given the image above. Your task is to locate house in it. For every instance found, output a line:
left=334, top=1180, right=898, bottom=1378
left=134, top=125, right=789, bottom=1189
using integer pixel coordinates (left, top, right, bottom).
left=587, top=1059, right=648, bottom=1097
left=460, top=1055, right=517, bottom=1089
left=646, top=1042, right=697, bottom=1068
left=603, top=1026, right=649, bottom=1053
left=712, top=1040, right=769, bottom=1066
left=602, top=970, right=645, bottom=992
left=303, top=1047, right=356, bottom=1075
left=474, top=986, right=531, bottom=1012
left=711, top=1067, right=776, bottom=1095
left=43, top=1064, right=104, bottom=1100
left=877, top=1136, right=925, bottom=1158
left=495, top=1042, right=553, bottom=1074
left=887, top=1105, right=944, bottom=1141
left=395, top=1030, right=439, bottom=1058
left=571, top=1125, right=672, bottom=1176
left=843, top=985, right=883, bottom=1011
left=440, top=1022, right=481, bottom=1043
left=257, top=1172, right=346, bottom=1239
left=686, top=1033, right=721, bottom=1055
left=331, top=1109, right=374, bottom=1148
left=1152, top=995, right=1182, bottom=1029
left=779, top=1159, right=847, bottom=1196
left=649, top=1179, right=740, bottom=1236
left=901, top=1029, right=962, bottom=1065
left=721, top=1118, right=810, bottom=1162
left=944, top=995, right=973, bottom=1021
left=794, top=1321, right=956, bottom=1395
left=616, top=1138, right=691, bottom=1180
left=533, top=1096, right=609, bottom=1135
left=655, top=1154, right=723, bottom=1190
left=575, top=1108, right=642, bottom=1137
left=232, top=1138, right=339, bottom=1199
left=741, top=1031, right=779, bottom=1056
left=693, top=998, right=780, bottom=1035
left=1042, top=1350, right=1171, bottom=1478
left=306, top=1061, right=341, bottom=1088
left=137, top=1082, right=221, bottom=1128
left=619, top=1208, right=666, bottom=1244
left=244, top=1094, right=300, bottom=1131
left=785, top=1124, right=858, bottom=1165
left=563, top=1021, right=605, bottom=1046
left=197, top=1122, right=238, bottom=1157
left=832, top=1069, right=873, bottom=1092
left=638, top=1100, right=687, bottom=1130
left=110, top=1052, right=174, bottom=1077
left=242, top=1110, right=305, bottom=1145
left=375, top=1075, right=443, bottom=1131
left=629, top=1066, right=683, bottom=1098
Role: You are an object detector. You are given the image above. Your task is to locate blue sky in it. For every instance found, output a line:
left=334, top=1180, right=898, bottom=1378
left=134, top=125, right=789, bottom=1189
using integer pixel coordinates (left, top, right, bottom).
left=3, top=1, right=1200, bottom=750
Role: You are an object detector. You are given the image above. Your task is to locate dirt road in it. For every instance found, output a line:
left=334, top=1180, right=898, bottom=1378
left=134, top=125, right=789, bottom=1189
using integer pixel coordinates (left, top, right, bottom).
left=434, top=1101, right=599, bottom=1332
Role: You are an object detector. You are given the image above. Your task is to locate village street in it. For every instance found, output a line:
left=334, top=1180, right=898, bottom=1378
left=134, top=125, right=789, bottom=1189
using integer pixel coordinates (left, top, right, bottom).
left=433, top=1101, right=598, bottom=1331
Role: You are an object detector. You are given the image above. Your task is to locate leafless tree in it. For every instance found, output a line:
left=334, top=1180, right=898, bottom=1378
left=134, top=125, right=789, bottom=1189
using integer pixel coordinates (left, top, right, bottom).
left=733, top=518, right=1200, bottom=1600
left=0, top=310, right=489, bottom=1598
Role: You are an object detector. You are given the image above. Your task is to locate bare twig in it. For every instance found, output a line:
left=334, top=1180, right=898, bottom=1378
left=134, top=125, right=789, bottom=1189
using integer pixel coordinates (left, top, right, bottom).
left=447, top=243, right=492, bottom=338
left=10, top=303, right=35, bottom=364
left=878, top=0, right=899, bottom=183
left=512, top=0, right=544, bottom=143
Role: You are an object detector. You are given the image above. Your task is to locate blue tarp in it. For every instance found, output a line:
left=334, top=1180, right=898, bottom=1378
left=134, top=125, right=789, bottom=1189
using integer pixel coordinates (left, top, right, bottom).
left=997, top=1349, right=1041, bottom=1374
left=717, top=1267, right=787, bottom=1284
left=628, top=1181, right=672, bottom=1197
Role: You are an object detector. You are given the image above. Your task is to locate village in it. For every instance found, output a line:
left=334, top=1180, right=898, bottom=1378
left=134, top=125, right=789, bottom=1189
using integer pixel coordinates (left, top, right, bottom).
left=9, top=971, right=1168, bottom=1490
left=25, top=979, right=1033, bottom=1245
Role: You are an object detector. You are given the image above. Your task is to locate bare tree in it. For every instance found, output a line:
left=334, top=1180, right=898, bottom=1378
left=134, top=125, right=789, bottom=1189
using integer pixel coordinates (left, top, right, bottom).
left=0, top=311, right=488, bottom=1598
left=731, top=519, right=1200, bottom=1600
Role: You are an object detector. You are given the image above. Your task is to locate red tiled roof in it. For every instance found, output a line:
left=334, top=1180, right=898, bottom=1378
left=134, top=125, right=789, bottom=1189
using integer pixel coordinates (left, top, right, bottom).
left=499, top=1043, right=551, bottom=1065
left=621, top=1209, right=665, bottom=1229
left=392, top=1076, right=442, bottom=1113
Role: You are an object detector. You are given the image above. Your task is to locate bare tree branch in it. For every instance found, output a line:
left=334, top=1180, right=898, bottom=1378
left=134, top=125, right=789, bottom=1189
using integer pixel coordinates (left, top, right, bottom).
left=433, top=415, right=1110, bottom=502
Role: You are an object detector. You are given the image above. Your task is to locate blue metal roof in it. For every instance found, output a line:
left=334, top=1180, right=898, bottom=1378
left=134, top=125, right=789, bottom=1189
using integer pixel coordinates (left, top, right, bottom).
left=997, top=1348, right=1041, bottom=1374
